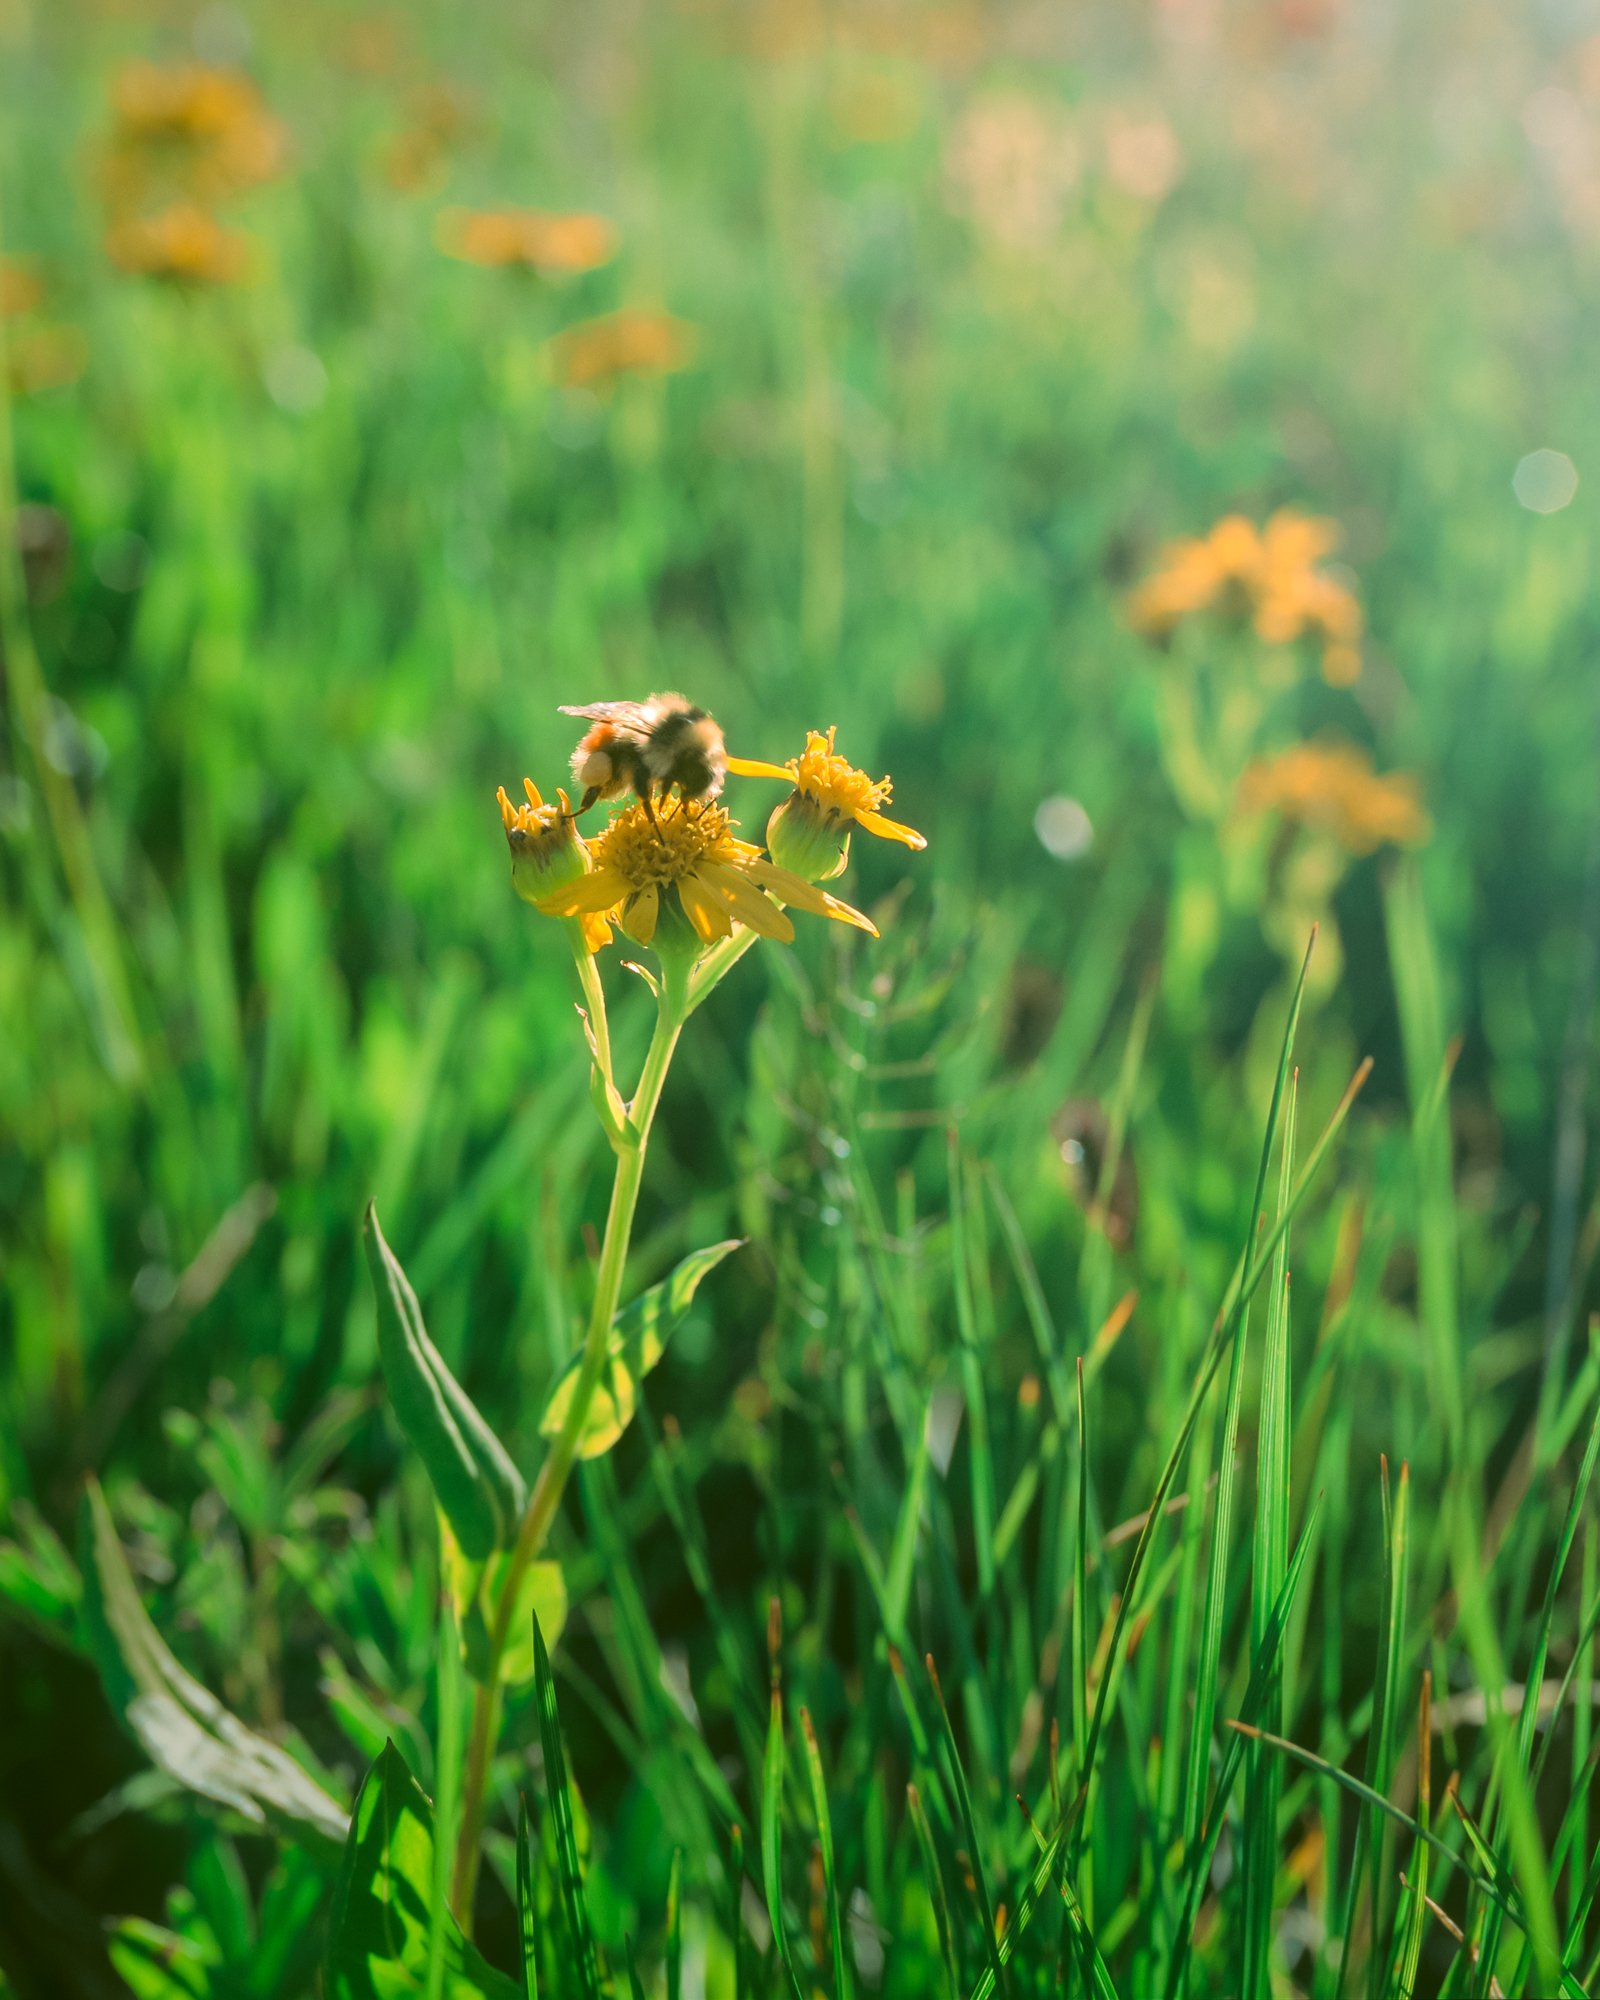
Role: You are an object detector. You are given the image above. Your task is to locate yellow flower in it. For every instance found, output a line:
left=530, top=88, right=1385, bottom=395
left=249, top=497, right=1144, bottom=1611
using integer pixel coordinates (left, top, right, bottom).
left=1238, top=741, right=1431, bottom=856
left=729, top=727, right=925, bottom=881
left=382, top=86, right=474, bottom=195
left=1128, top=507, right=1363, bottom=685
left=1, top=260, right=87, bottom=396
left=9, top=325, right=89, bottom=397
left=1, top=258, right=44, bottom=319
left=104, top=63, right=287, bottom=209
left=105, top=202, right=253, bottom=285
left=536, top=796, right=876, bottom=951
left=546, top=309, right=696, bottom=391
left=436, top=207, right=618, bottom=275
left=497, top=778, right=611, bottom=952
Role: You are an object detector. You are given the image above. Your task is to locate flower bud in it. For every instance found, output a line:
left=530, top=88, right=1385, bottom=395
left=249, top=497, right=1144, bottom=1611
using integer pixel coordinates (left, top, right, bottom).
left=765, top=792, right=852, bottom=883
left=498, top=779, right=589, bottom=900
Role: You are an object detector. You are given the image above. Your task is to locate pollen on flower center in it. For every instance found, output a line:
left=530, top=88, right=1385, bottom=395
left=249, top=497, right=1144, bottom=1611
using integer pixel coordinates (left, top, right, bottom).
left=791, top=728, right=891, bottom=817
left=595, top=798, right=745, bottom=888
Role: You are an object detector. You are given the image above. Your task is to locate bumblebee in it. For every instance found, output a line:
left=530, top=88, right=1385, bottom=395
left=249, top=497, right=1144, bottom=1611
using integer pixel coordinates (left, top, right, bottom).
left=560, top=692, right=728, bottom=822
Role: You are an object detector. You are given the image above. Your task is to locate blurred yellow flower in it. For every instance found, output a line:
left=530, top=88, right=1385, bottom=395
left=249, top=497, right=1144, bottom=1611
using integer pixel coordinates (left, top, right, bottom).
left=1238, top=741, right=1430, bottom=855
left=1, top=259, right=87, bottom=395
left=546, top=309, right=696, bottom=390
left=944, top=90, right=1081, bottom=248
left=437, top=207, right=617, bottom=275
left=9, top=325, right=89, bottom=396
left=1, top=258, right=44, bottom=318
left=1128, top=508, right=1363, bottom=685
left=382, top=86, right=474, bottom=195
left=104, top=62, right=287, bottom=208
left=730, top=726, right=925, bottom=880
left=105, top=202, right=252, bottom=285
left=497, top=778, right=611, bottom=952
left=536, top=797, right=875, bottom=950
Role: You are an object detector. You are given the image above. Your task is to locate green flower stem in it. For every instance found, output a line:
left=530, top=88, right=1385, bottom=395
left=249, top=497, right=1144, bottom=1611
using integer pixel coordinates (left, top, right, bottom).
left=686, top=926, right=761, bottom=1013
left=451, top=948, right=689, bottom=1929
left=573, top=936, right=615, bottom=1084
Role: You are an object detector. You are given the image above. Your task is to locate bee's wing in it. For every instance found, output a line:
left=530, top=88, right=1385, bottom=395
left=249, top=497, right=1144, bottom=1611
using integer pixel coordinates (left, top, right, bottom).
left=558, top=700, right=660, bottom=729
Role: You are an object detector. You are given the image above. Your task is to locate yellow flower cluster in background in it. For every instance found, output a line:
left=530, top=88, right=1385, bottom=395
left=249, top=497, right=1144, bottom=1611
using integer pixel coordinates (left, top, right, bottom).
left=98, top=63, right=286, bottom=288
left=547, top=309, right=697, bottom=391
left=103, top=62, right=287, bottom=209
left=436, top=207, right=618, bottom=276
left=105, top=203, right=252, bottom=286
left=1128, top=508, right=1364, bottom=686
left=1238, top=740, right=1431, bottom=854
left=1, top=258, right=87, bottom=395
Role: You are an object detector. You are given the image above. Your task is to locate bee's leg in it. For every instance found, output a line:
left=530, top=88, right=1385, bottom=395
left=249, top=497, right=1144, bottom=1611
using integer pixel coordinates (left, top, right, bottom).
left=639, top=780, right=662, bottom=833
left=572, top=786, right=602, bottom=818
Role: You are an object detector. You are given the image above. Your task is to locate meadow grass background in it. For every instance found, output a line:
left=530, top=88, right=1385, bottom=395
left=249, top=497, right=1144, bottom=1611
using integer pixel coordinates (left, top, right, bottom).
left=2, top=0, right=1600, bottom=1993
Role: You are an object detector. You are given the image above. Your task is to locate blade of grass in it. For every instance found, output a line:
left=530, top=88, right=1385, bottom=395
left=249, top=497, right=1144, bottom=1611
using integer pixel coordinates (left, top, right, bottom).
left=1394, top=1672, right=1432, bottom=2000
left=666, top=1847, right=682, bottom=2000
left=515, top=1797, right=540, bottom=2000
left=1243, top=1073, right=1298, bottom=2000
left=532, top=1614, right=602, bottom=2000
left=927, top=1654, right=1007, bottom=1998
left=908, top=1782, right=961, bottom=2000
left=1164, top=1496, right=1323, bottom=2000
left=949, top=1130, right=997, bottom=1600
left=731, top=1822, right=747, bottom=2000
left=763, top=1601, right=804, bottom=2000
left=1070, top=943, right=1351, bottom=1841
left=799, top=1709, right=850, bottom=2000
left=430, top=1592, right=464, bottom=1994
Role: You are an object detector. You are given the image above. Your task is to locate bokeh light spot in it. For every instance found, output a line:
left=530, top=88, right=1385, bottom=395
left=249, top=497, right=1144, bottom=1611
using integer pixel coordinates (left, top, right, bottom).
left=1513, top=449, right=1578, bottom=514
left=1034, top=795, right=1094, bottom=860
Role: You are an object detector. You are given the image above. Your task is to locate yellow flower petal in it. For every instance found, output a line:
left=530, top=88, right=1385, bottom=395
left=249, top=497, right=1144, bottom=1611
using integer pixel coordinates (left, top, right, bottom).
left=677, top=872, right=733, bottom=942
left=698, top=862, right=795, bottom=942
left=746, top=860, right=878, bottom=935
left=523, top=776, right=545, bottom=811
left=624, top=883, right=659, bottom=944
left=854, top=808, right=926, bottom=849
left=578, top=912, right=613, bottom=952
left=725, top=755, right=795, bottom=781
left=538, top=865, right=627, bottom=916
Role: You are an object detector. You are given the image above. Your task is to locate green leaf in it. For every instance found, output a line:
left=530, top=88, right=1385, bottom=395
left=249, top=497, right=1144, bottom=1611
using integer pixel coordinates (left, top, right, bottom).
left=326, top=1741, right=521, bottom=2000
left=364, top=1203, right=528, bottom=1561
left=540, top=1240, right=742, bottom=1459
left=110, top=1920, right=252, bottom=2000
left=441, top=1515, right=567, bottom=1686
left=80, top=1479, right=348, bottom=1851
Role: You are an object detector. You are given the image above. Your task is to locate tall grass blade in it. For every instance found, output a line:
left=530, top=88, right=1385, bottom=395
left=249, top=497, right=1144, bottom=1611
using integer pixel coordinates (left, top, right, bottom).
left=531, top=1614, right=602, bottom=2000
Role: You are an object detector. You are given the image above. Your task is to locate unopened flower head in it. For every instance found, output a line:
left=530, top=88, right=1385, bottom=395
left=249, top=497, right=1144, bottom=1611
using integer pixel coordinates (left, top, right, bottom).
left=497, top=778, right=610, bottom=950
left=729, top=727, right=926, bottom=882
left=536, top=795, right=876, bottom=954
